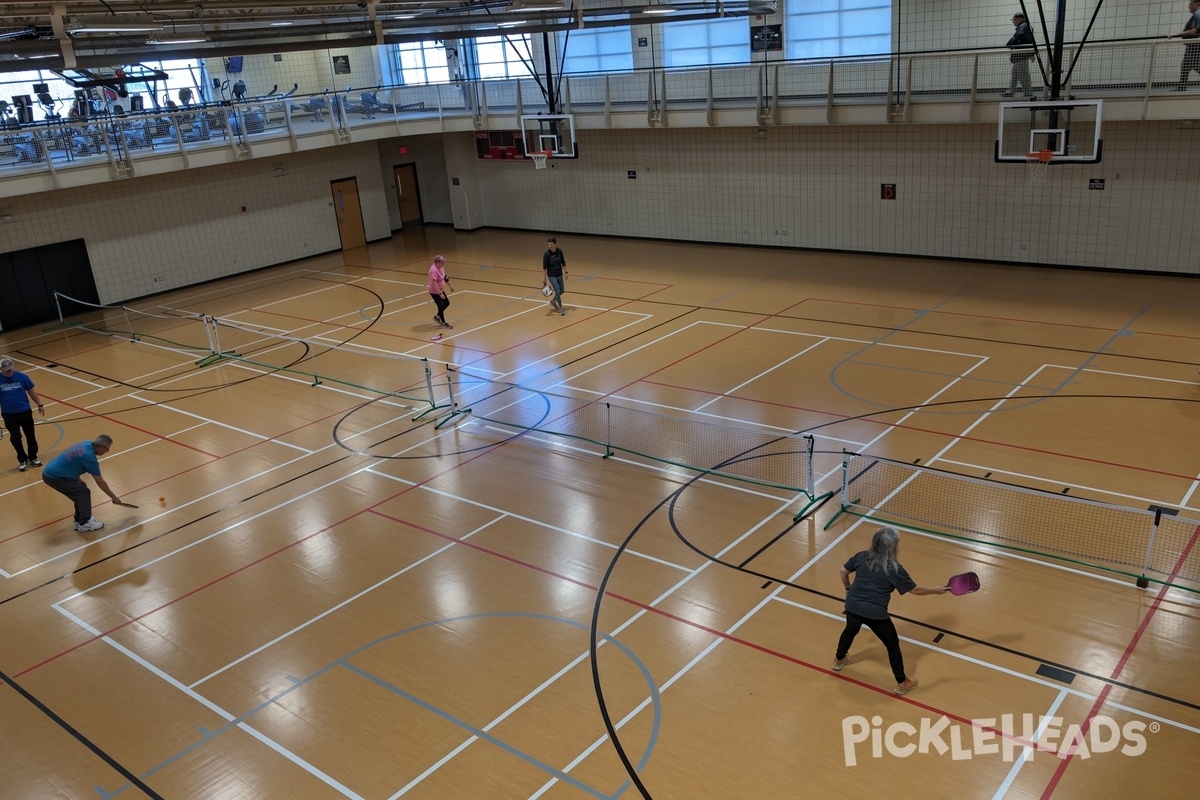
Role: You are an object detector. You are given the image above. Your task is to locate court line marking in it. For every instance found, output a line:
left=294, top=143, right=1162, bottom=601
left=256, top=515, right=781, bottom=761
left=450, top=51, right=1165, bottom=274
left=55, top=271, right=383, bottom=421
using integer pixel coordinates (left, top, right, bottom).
left=936, top=457, right=1200, bottom=517
left=56, top=612, right=365, bottom=800
left=25, top=266, right=1190, bottom=791
left=993, top=690, right=1070, bottom=800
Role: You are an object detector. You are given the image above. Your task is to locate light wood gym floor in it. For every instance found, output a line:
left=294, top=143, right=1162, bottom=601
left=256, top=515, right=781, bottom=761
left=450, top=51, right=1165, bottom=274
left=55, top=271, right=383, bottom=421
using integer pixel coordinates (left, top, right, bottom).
left=1, top=227, right=1198, bottom=799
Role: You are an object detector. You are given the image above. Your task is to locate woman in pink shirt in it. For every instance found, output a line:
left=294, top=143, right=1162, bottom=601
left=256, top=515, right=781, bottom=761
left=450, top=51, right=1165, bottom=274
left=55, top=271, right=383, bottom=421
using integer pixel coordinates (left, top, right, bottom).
left=427, top=255, right=454, bottom=332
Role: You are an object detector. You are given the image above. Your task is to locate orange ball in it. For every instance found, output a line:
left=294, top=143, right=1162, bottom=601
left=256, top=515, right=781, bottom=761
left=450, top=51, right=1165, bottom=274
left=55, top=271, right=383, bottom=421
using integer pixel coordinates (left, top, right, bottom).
left=158, top=496, right=166, bottom=503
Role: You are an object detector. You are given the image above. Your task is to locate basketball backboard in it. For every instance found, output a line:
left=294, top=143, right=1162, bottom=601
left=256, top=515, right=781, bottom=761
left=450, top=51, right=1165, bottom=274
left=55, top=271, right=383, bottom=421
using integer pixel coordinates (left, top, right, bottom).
left=995, top=99, right=1103, bottom=163
left=520, top=113, right=577, bottom=159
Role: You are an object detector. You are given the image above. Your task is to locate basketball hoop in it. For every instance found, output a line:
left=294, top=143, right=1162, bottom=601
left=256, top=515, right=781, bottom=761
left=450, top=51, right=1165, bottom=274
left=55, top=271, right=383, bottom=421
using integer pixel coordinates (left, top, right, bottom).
left=530, top=150, right=553, bottom=170
left=1025, top=149, right=1054, bottom=183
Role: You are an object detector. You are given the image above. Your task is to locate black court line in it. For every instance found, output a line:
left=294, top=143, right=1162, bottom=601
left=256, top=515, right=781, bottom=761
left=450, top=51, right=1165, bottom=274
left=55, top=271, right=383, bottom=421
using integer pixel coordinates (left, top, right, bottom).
left=0, top=669, right=163, bottom=799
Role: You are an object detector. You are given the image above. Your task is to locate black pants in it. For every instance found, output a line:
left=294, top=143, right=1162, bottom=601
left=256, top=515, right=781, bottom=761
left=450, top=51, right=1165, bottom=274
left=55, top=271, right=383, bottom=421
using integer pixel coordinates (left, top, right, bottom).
left=43, top=474, right=93, bottom=525
left=2, top=409, right=38, bottom=464
left=430, top=292, right=450, bottom=324
left=836, top=611, right=907, bottom=684
left=1182, top=43, right=1200, bottom=85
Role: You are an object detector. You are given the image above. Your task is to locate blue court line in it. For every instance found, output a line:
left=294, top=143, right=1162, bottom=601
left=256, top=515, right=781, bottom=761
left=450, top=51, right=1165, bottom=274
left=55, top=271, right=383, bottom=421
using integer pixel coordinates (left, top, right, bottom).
left=96, top=612, right=660, bottom=799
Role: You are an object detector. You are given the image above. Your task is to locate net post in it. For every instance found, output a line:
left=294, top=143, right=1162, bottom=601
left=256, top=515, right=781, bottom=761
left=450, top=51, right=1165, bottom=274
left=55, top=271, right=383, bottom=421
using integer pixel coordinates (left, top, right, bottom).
left=203, top=315, right=217, bottom=358
left=420, top=358, right=436, bottom=409
left=411, top=358, right=449, bottom=419
left=1137, top=508, right=1162, bottom=588
left=123, top=306, right=137, bottom=341
left=603, top=402, right=614, bottom=458
left=308, top=347, right=322, bottom=387
left=822, top=450, right=856, bottom=530
left=804, top=434, right=815, bottom=499
left=432, top=364, right=471, bottom=428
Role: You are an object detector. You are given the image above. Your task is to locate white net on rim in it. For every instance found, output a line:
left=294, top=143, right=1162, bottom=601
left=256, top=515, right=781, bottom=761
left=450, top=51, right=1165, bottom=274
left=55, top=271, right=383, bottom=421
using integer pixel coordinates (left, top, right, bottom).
left=1025, top=150, right=1053, bottom=183
left=531, top=151, right=550, bottom=170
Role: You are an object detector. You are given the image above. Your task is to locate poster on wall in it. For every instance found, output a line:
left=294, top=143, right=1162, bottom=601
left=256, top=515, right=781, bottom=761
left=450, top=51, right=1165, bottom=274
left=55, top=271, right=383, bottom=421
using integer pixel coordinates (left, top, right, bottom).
left=751, top=25, right=783, bottom=52
left=332, top=55, right=351, bottom=74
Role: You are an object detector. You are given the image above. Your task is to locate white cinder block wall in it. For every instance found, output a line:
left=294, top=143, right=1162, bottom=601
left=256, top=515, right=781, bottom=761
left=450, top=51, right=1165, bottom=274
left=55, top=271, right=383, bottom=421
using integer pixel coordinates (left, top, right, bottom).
left=470, top=121, right=1200, bottom=274
left=2, top=144, right=393, bottom=303
left=4, top=0, right=1200, bottom=313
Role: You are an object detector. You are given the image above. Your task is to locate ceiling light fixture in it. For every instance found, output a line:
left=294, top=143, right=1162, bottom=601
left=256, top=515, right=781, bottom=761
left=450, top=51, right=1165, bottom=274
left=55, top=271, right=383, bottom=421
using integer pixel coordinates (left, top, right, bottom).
left=68, top=19, right=163, bottom=33
left=505, top=1, right=565, bottom=11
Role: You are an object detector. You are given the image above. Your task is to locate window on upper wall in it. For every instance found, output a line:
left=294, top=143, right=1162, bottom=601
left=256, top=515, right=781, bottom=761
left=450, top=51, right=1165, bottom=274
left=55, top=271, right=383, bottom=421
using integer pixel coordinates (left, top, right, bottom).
left=0, top=60, right=202, bottom=120
left=394, top=41, right=451, bottom=85
left=786, top=0, right=892, bottom=59
left=558, top=24, right=635, bottom=74
left=662, top=17, right=750, bottom=68
left=474, top=34, right=536, bottom=79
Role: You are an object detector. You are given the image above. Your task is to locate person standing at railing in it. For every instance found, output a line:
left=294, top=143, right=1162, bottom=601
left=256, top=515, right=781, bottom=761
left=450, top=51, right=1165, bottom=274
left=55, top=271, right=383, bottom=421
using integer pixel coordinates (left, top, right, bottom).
left=1169, top=0, right=1200, bottom=91
left=1002, top=12, right=1037, bottom=97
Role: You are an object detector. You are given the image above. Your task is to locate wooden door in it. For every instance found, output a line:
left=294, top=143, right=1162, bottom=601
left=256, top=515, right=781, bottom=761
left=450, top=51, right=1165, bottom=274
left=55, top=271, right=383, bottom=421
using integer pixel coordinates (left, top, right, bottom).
left=330, top=177, right=366, bottom=249
left=393, top=164, right=422, bottom=226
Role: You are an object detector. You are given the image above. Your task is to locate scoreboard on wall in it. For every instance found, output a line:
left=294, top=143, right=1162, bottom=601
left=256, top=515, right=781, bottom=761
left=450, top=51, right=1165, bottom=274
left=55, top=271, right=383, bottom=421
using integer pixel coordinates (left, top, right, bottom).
left=475, top=130, right=528, bottom=160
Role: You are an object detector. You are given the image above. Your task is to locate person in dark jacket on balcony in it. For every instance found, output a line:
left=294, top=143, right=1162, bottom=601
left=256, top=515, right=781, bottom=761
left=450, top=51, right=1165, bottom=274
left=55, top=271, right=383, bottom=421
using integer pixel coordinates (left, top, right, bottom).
left=1002, top=12, right=1036, bottom=97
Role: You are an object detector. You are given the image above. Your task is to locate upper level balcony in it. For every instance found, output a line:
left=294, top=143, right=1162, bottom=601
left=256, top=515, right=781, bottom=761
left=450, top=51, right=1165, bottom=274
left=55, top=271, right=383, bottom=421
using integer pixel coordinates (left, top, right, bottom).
left=2, top=37, right=1197, bottom=200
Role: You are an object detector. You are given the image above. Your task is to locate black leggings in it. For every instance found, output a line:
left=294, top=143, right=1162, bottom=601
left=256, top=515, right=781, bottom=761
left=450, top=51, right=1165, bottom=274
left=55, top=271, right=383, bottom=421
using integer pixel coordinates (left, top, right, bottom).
left=836, top=611, right=907, bottom=684
left=430, top=292, right=450, bottom=323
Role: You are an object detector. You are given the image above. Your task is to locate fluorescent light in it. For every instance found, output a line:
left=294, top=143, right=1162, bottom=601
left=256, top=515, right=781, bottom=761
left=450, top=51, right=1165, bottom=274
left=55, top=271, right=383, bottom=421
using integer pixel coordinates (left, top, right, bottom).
left=68, top=19, right=163, bottom=33
left=270, top=21, right=294, bottom=26
left=70, top=24, right=162, bottom=32
left=642, top=7, right=677, bottom=14
left=152, top=36, right=208, bottom=44
left=506, top=2, right=564, bottom=11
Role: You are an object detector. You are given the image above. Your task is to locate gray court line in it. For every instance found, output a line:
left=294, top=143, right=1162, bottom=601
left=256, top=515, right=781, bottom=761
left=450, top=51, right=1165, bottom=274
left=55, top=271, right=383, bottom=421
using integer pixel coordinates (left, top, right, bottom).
left=96, top=613, right=659, bottom=800
left=828, top=289, right=971, bottom=406
left=341, top=662, right=615, bottom=799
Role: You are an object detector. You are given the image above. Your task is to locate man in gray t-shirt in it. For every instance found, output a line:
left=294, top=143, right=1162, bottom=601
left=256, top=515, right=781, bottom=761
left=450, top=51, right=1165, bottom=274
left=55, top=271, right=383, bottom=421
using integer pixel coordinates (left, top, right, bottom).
left=1170, top=0, right=1200, bottom=90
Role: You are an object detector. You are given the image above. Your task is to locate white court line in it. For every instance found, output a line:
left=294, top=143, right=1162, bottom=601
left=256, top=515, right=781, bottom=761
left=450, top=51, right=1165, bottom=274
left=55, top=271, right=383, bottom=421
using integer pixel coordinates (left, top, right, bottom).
left=936, top=457, right=1200, bottom=517
left=525, top=489, right=817, bottom=797
left=692, top=336, right=830, bottom=413
left=993, top=691, right=1070, bottom=799
left=54, top=611, right=364, bottom=799
left=191, top=511, right=498, bottom=687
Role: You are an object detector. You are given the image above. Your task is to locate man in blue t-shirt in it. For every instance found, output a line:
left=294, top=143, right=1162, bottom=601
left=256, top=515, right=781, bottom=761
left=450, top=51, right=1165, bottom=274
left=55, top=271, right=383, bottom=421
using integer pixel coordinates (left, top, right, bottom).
left=0, top=356, right=46, bottom=471
left=42, top=434, right=122, bottom=532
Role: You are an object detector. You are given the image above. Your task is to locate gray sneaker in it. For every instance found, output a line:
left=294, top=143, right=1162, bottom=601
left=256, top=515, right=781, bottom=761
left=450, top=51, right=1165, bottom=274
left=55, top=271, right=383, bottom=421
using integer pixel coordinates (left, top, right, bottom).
left=18, top=460, right=28, bottom=472
left=75, top=517, right=104, bottom=532
left=30, top=458, right=41, bottom=467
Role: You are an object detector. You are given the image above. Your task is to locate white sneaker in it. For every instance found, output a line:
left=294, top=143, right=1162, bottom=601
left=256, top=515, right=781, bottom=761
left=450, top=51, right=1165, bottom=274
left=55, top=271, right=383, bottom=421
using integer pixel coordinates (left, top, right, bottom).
left=76, top=517, right=104, bottom=532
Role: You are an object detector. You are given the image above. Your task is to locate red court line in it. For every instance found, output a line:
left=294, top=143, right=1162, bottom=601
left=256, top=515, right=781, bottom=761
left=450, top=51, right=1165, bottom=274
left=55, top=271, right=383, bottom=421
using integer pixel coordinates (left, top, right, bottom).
left=638, top=379, right=1199, bottom=483
left=0, top=390, right=389, bottom=547
left=454, top=283, right=677, bottom=372
left=588, top=299, right=814, bottom=404
left=371, top=508, right=1050, bottom=753
left=10, top=404, right=520, bottom=677
left=1038, top=522, right=1200, bottom=798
